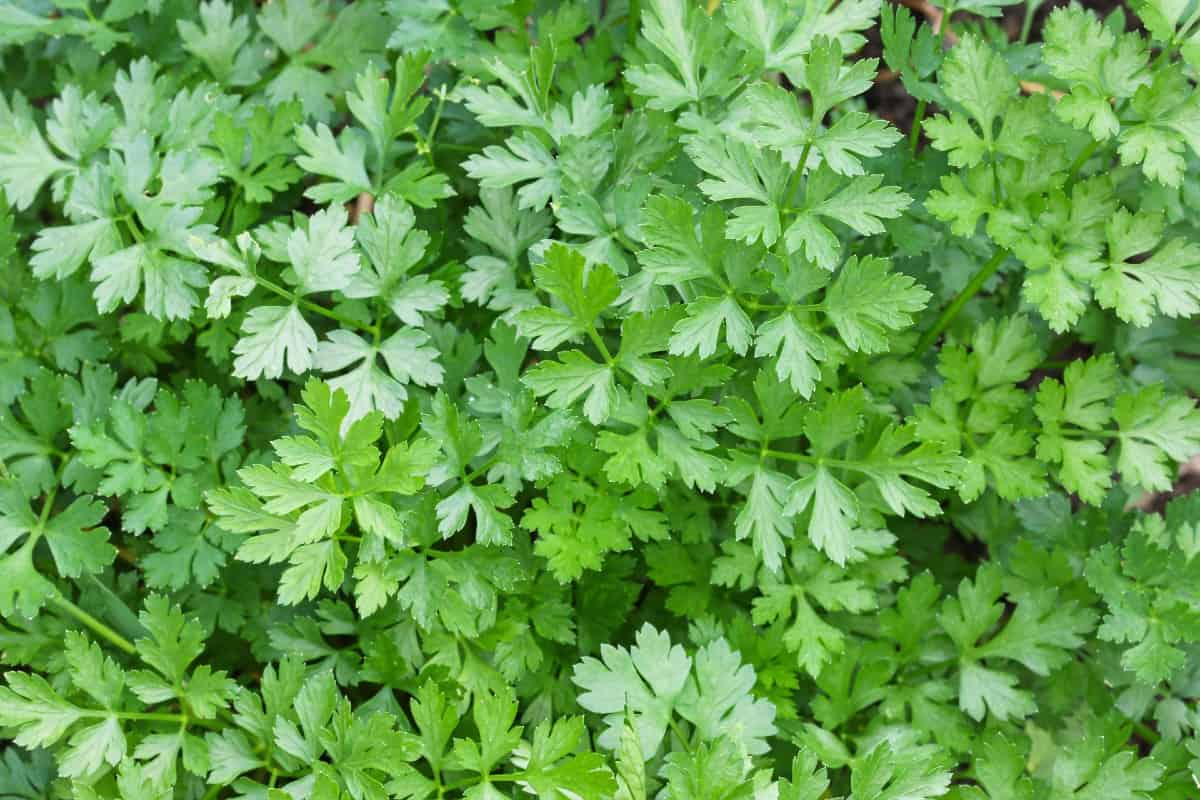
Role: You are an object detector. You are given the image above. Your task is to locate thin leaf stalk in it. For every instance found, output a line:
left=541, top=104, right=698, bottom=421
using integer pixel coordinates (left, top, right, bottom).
left=49, top=593, right=138, bottom=655
left=915, top=248, right=1008, bottom=354
left=909, top=99, right=928, bottom=156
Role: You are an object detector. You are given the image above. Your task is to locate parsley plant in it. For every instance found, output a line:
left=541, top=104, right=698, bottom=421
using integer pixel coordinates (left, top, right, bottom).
left=2, top=0, right=1200, bottom=797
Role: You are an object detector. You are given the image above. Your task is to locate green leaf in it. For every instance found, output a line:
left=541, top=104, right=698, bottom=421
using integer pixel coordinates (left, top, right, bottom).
left=1046, top=718, right=1163, bottom=799
left=30, top=166, right=122, bottom=280
left=232, top=304, right=318, bottom=380
left=1114, top=384, right=1200, bottom=492
left=212, top=381, right=429, bottom=610
left=1042, top=6, right=1148, bottom=139
left=523, top=351, right=618, bottom=425
left=286, top=205, right=362, bottom=295
left=1095, top=210, right=1200, bottom=326
left=348, top=194, right=445, bottom=325
left=626, top=0, right=708, bottom=111
left=730, top=463, right=795, bottom=572
left=675, top=638, right=777, bottom=755
left=683, top=133, right=786, bottom=246
left=316, top=329, right=443, bottom=422
left=661, top=735, right=757, bottom=800
left=464, top=133, right=560, bottom=211
left=572, top=623, right=692, bottom=758
left=785, top=170, right=910, bottom=269
left=940, top=565, right=1094, bottom=722
left=296, top=125, right=373, bottom=204
left=0, top=92, right=69, bottom=211
left=258, top=0, right=327, bottom=55
left=613, top=718, right=647, bottom=800
left=880, top=5, right=944, bottom=104
left=924, top=35, right=1017, bottom=165
left=448, top=686, right=522, bottom=776
left=670, top=295, right=755, bottom=358
left=0, top=672, right=83, bottom=750
left=1117, top=67, right=1200, bottom=186
left=0, top=747, right=54, bottom=800
left=823, top=256, right=930, bottom=352
left=848, top=740, right=952, bottom=800
left=804, top=37, right=878, bottom=120
left=726, top=0, right=878, bottom=78
left=518, top=245, right=619, bottom=349
left=91, top=244, right=208, bottom=322
left=207, top=103, right=303, bottom=204
left=754, top=309, right=830, bottom=399
left=177, top=0, right=257, bottom=85
left=436, top=483, right=515, bottom=546
left=0, top=479, right=112, bottom=616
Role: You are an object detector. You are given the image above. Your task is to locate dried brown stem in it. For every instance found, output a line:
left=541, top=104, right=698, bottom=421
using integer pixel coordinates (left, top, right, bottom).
left=349, top=191, right=375, bottom=224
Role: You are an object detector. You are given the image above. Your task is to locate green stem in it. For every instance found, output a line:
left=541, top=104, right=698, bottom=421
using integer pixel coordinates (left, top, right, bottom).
left=441, top=773, right=527, bottom=792
left=667, top=717, right=692, bottom=750
left=627, top=0, right=641, bottom=47
left=909, top=99, right=927, bottom=157
left=37, top=466, right=62, bottom=528
left=84, top=710, right=187, bottom=724
left=488, top=773, right=527, bottom=783
left=915, top=249, right=1008, bottom=354
left=371, top=298, right=384, bottom=348
left=1149, top=41, right=1176, bottom=70
left=80, top=708, right=225, bottom=732
left=586, top=324, right=616, bottom=365
left=785, top=142, right=814, bottom=207
left=463, top=457, right=500, bottom=484
left=374, top=142, right=388, bottom=194
left=298, top=299, right=363, bottom=330
left=741, top=447, right=862, bottom=471
left=50, top=594, right=138, bottom=655
left=1057, top=428, right=1120, bottom=440
left=1132, top=719, right=1161, bottom=745
left=613, top=228, right=640, bottom=253
left=743, top=300, right=820, bottom=313
left=939, top=6, right=954, bottom=39
left=1019, top=0, right=1037, bottom=44
left=120, top=214, right=144, bottom=244
left=1182, top=6, right=1200, bottom=37
left=1065, top=139, right=1099, bottom=182
left=249, top=274, right=367, bottom=331
left=759, top=448, right=818, bottom=464
left=219, top=186, right=241, bottom=235
left=424, top=86, right=449, bottom=162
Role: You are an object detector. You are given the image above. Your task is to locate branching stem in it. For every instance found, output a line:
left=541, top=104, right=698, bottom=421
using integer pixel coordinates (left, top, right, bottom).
left=250, top=274, right=368, bottom=332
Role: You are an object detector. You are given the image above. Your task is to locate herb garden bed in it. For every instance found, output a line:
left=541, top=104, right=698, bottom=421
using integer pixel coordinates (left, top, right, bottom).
left=1, top=0, right=1200, bottom=798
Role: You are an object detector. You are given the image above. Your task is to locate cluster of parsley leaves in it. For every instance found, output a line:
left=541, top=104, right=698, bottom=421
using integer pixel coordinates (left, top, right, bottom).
left=1, top=0, right=1200, bottom=798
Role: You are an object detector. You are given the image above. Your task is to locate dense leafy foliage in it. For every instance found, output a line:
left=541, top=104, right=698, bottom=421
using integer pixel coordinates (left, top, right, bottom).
left=2, top=0, right=1200, bottom=797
